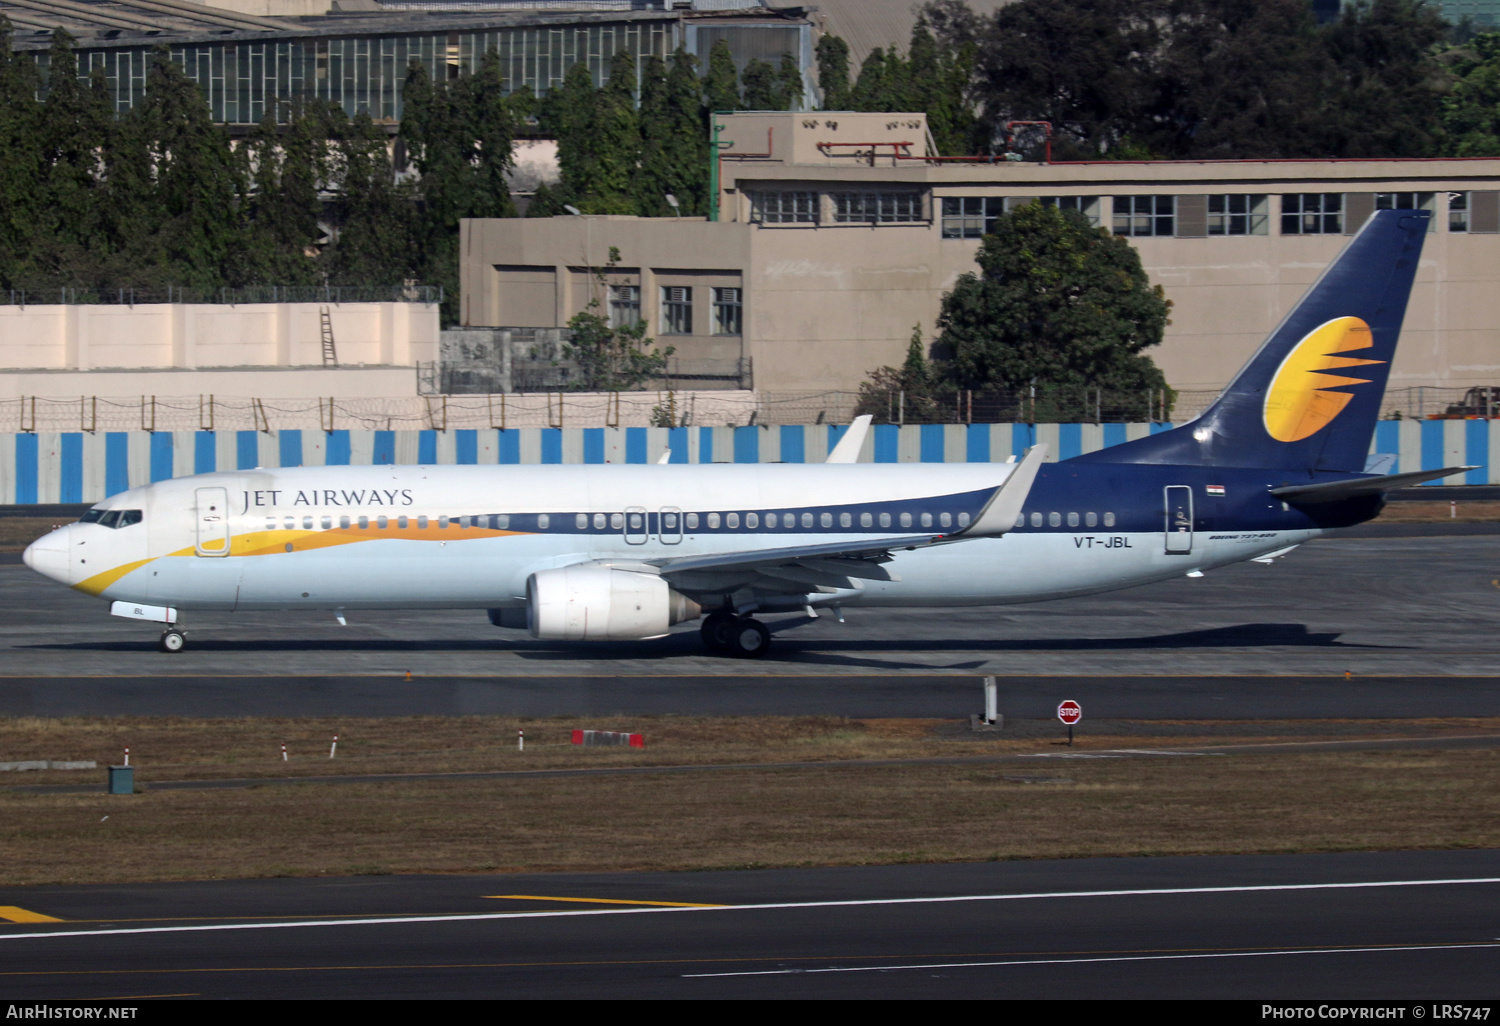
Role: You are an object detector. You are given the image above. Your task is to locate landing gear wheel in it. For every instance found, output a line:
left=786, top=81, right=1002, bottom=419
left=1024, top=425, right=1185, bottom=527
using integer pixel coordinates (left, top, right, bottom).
left=158, top=629, right=186, bottom=653
left=700, top=611, right=739, bottom=654
left=728, top=618, right=771, bottom=659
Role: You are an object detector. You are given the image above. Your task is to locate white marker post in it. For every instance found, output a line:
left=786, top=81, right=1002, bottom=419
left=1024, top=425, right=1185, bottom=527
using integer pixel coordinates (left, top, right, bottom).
left=329, top=734, right=338, bottom=759
left=984, top=676, right=998, bottom=726
left=123, top=747, right=129, bottom=767
left=281, top=743, right=288, bottom=762
left=518, top=729, right=524, bottom=752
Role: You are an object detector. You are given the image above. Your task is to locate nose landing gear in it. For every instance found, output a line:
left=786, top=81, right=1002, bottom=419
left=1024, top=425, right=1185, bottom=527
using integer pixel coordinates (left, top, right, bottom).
left=700, top=610, right=771, bottom=659
left=158, top=628, right=187, bottom=653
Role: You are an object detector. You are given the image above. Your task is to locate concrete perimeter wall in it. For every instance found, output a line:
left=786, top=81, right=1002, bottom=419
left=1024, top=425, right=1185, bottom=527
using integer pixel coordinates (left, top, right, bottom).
left=0, top=419, right=1486, bottom=505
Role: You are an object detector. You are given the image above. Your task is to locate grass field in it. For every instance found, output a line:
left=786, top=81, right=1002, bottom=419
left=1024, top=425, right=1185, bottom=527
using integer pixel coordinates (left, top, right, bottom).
left=1, top=716, right=1496, bottom=886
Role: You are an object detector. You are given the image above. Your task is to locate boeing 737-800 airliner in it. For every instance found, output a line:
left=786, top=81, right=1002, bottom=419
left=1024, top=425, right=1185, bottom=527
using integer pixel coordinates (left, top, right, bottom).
left=23, top=210, right=1464, bottom=657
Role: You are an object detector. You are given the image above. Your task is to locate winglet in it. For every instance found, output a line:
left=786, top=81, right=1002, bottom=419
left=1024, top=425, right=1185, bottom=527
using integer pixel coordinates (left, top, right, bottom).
left=950, top=444, right=1048, bottom=538
left=825, top=415, right=873, bottom=464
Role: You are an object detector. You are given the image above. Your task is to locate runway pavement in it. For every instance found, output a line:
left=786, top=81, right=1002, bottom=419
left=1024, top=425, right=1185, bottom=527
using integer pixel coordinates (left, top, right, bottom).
left=0, top=849, right=1495, bottom=998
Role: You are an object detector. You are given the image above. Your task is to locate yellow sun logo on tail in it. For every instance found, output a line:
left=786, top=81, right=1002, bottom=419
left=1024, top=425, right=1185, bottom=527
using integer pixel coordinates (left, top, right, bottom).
left=1263, top=317, right=1383, bottom=442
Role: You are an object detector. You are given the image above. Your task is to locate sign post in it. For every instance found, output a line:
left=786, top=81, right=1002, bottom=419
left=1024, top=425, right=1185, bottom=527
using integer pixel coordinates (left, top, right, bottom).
left=1057, top=700, right=1082, bottom=746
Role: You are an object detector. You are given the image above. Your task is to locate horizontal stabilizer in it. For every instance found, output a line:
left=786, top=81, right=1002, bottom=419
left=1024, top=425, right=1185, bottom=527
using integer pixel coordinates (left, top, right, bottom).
left=1269, top=467, right=1476, bottom=503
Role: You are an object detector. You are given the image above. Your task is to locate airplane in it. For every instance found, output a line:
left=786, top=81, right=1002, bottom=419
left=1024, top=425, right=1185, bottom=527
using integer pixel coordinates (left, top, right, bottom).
left=22, top=209, right=1467, bottom=658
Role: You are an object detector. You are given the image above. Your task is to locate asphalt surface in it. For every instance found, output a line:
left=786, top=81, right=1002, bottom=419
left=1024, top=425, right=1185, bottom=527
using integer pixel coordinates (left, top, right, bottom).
left=0, top=850, right=1495, bottom=999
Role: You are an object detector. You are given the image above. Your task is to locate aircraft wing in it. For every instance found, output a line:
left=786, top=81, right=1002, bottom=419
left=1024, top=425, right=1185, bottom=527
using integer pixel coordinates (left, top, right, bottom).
left=1269, top=466, right=1476, bottom=503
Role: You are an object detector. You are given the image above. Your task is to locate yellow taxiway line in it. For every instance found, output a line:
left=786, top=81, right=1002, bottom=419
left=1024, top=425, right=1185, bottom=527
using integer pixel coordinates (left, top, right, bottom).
left=483, top=895, right=724, bottom=908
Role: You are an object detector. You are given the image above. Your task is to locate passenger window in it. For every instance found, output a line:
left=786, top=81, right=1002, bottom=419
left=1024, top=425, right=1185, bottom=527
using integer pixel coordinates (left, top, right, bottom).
left=537, top=514, right=550, bottom=529
left=801, top=512, right=813, bottom=528
left=746, top=513, right=759, bottom=529
left=958, top=512, right=971, bottom=527
left=708, top=513, right=721, bottom=529
left=1104, top=512, right=1116, bottom=527
left=663, top=512, right=678, bottom=530
left=496, top=514, right=510, bottom=529
left=726, top=513, right=739, bottom=529
left=594, top=513, right=606, bottom=529
left=611, top=513, right=624, bottom=530
left=861, top=512, right=873, bottom=528
left=265, top=519, right=276, bottom=531
left=321, top=516, right=332, bottom=530
left=1014, top=515, right=1025, bottom=528
left=766, top=513, right=778, bottom=528
left=940, top=512, right=951, bottom=528
left=1030, top=512, right=1041, bottom=527
left=340, top=516, right=351, bottom=529
left=1067, top=513, right=1079, bottom=527
left=303, top=516, right=314, bottom=530
left=575, top=513, right=588, bottom=530
left=358, top=516, right=368, bottom=529
left=899, top=512, right=912, bottom=528
left=398, top=516, right=409, bottom=529
left=1086, top=512, right=1097, bottom=527
left=879, top=512, right=891, bottom=528
left=840, top=512, right=852, bottom=528
left=686, top=513, right=699, bottom=529
left=920, top=513, right=932, bottom=528
left=1048, top=513, right=1061, bottom=527
left=820, top=512, right=832, bottom=528
left=438, top=516, right=448, bottom=528
left=377, top=516, right=388, bottom=529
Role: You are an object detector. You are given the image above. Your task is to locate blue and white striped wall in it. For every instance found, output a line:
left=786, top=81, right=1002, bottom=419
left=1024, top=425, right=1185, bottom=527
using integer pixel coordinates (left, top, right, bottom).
left=0, top=420, right=1489, bottom=505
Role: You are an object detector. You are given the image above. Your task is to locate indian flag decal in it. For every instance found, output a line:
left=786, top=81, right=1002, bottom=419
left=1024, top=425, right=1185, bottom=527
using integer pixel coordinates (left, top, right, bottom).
left=1206, top=484, right=1226, bottom=497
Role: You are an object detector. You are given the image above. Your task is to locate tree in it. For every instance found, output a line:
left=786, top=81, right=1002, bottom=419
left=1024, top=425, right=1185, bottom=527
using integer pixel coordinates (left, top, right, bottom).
left=0, top=17, right=44, bottom=289
left=933, top=202, right=1171, bottom=414
left=851, top=47, right=906, bottom=111
left=241, top=102, right=327, bottom=287
left=34, top=28, right=113, bottom=286
left=636, top=49, right=708, bottom=216
left=816, top=34, right=852, bottom=109
left=741, top=58, right=779, bottom=110
left=1441, top=31, right=1500, bottom=155
left=777, top=52, right=805, bottom=110
left=704, top=38, right=741, bottom=112
left=855, top=325, right=945, bottom=422
left=562, top=246, right=674, bottom=391
left=324, top=109, right=417, bottom=286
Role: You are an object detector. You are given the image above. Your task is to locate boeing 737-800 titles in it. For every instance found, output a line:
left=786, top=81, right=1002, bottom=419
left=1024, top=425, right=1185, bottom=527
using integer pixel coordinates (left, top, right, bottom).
left=23, top=210, right=1465, bottom=656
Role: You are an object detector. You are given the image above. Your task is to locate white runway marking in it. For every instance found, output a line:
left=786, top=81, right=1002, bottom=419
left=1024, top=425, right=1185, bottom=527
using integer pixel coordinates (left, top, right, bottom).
left=0, top=877, right=1496, bottom=942
left=682, top=941, right=1500, bottom=978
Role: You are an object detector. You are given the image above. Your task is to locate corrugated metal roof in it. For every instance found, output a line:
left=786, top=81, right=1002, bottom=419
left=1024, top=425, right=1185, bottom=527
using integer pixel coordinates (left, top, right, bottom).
left=799, top=0, right=1010, bottom=69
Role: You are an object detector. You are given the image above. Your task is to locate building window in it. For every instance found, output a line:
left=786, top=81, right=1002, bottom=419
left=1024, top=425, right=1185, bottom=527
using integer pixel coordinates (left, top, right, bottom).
left=1113, top=195, right=1175, bottom=236
left=712, top=287, right=742, bottom=335
left=941, top=197, right=1003, bottom=238
left=1450, top=192, right=1469, bottom=232
left=750, top=190, right=817, bottom=224
left=608, top=284, right=640, bottom=328
left=661, top=286, right=692, bottom=335
left=1208, top=195, right=1269, bottom=235
left=1040, top=195, right=1102, bottom=227
left=1376, top=192, right=1434, bottom=212
left=1282, top=194, right=1343, bottom=235
left=834, top=191, right=923, bottom=223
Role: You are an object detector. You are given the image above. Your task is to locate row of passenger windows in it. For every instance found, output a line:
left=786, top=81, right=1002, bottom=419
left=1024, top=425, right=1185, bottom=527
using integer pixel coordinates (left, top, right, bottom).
left=1026, top=512, right=1117, bottom=528
left=266, top=511, right=977, bottom=532
left=266, top=514, right=490, bottom=531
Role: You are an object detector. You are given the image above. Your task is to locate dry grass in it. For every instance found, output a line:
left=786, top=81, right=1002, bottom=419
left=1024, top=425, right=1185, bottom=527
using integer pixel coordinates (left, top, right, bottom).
left=0, top=518, right=74, bottom=552
left=1373, top=500, right=1500, bottom=523
left=0, top=746, right=1495, bottom=886
left=2, top=715, right=1497, bottom=784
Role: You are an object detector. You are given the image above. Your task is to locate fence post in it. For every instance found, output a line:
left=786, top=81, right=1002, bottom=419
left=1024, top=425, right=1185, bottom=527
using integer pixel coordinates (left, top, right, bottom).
left=898, top=390, right=905, bottom=426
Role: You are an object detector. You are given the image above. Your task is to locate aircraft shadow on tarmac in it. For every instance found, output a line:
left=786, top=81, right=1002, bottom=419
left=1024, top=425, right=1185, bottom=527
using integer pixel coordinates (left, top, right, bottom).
left=23, top=622, right=1407, bottom=672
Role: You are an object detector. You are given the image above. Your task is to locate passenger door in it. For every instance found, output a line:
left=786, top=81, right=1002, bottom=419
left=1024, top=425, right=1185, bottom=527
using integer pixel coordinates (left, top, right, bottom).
left=1163, top=485, right=1193, bottom=555
left=195, top=487, right=231, bottom=557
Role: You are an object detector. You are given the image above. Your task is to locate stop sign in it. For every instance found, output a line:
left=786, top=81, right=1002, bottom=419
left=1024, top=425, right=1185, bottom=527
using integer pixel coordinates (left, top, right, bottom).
left=1057, top=700, right=1082, bottom=725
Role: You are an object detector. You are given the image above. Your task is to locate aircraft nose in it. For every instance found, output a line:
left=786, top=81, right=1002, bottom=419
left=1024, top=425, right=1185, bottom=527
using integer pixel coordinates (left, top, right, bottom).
left=22, top=527, right=71, bottom=585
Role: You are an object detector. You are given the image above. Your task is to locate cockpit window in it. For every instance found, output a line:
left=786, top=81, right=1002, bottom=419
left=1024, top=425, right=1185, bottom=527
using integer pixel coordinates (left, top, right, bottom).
left=80, top=509, right=142, bottom=529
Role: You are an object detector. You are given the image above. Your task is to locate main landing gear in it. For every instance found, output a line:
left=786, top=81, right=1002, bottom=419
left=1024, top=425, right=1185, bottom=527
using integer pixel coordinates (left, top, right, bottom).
left=158, top=628, right=187, bottom=653
left=700, top=610, right=771, bottom=659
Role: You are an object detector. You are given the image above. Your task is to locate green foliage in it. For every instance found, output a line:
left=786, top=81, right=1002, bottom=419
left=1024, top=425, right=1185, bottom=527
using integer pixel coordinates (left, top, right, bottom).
left=855, top=325, right=946, bottom=422
left=637, top=49, right=709, bottom=216
left=562, top=246, right=674, bottom=391
left=704, top=39, right=741, bottom=113
left=932, top=203, right=1171, bottom=400
left=815, top=34, right=852, bottom=110
left=1441, top=32, right=1500, bottom=155
left=741, top=58, right=779, bottom=110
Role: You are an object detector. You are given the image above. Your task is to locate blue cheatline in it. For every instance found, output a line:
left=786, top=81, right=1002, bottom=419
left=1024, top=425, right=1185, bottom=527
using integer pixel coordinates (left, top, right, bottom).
left=278, top=429, right=302, bottom=469
left=497, top=429, right=520, bottom=464
left=668, top=426, right=690, bottom=464
left=539, top=428, right=562, bottom=464
left=455, top=429, right=477, bottom=465
left=326, top=430, right=351, bottom=466
left=417, top=430, right=437, bottom=465
left=873, top=424, right=899, bottom=463
left=373, top=430, right=396, bottom=466
left=920, top=424, right=944, bottom=463
left=105, top=433, right=129, bottom=497
left=149, top=432, right=173, bottom=483
left=1374, top=421, right=1401, bottom=472
left=60, top=433, right=82, bottom=503
left=582, top=427, right=604, bottom=464
left=733, top=426, right=758, bottom=463
left=1421, top=420, right=1445, bottom=485
left=14, top=433, right=37, bottom=503
left=1466, top=420, right=1488, bottom=485
left=193, top=431, right=215, bottom=474
left=966, top=424, right=989, bottom=463
left=625, top=427, right=648, bottom=464
left=236, top=431, right=258, bottom=471
left=779, top=424, right=805, bottom=464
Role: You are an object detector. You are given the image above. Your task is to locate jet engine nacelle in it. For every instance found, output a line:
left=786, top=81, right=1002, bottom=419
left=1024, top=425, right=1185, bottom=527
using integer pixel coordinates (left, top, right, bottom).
left=527, top=566, right=701, bottom=641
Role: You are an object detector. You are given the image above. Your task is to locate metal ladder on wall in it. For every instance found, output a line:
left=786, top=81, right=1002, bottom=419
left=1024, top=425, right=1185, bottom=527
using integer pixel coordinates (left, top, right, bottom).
left=319, top=307, right=338, bottom=367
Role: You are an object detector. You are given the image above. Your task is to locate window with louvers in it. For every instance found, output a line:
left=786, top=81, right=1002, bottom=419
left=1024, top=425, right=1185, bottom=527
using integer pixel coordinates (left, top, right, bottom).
left=661, top=286, right=692, bottom=335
